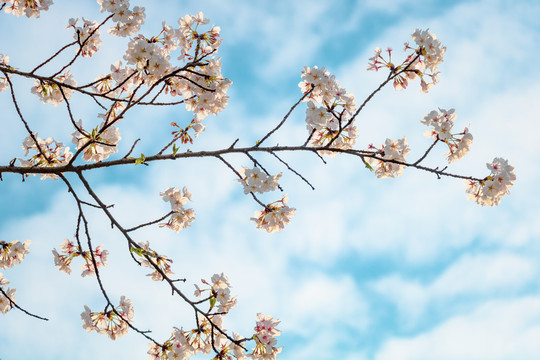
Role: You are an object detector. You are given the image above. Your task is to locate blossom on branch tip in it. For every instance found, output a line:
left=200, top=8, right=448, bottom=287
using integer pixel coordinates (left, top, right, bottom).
left=368, top=28, right=445, bottom=93
left=97, top=0, right=145, bottom=37
left=299, top=66, right=358, bottom=156
left=71, top=120, right=121, bottom=162
left=250, top=313, right=282, bottom=360
left=251, top=196, right=295, bottom=233
left=67, top=17, right=102, bottom=57
left=0, top=240, right=31, bottom=269
left=0, top=273, right=15, bottom=315
left=31, top=70, right=76, bottom=106
left=81, top=296, right=134, bottom=340
left=464, top=157, right=516, bottom=206
left=160, top=187, right=195, bottom=232
left=0, top=53, right=9, bottom=93
left=52, top=239, right=108, bottom=277
left=237, top=167, right=282, bottom=194
left=0, top=273, right=8, bottom=287
left=19, top=134, right=73, bottom=179
left=147, top=327, right=204, bottom=360
left=194, top=273, right=238, bottom=314
left=133, top=241, right=174, bottom=281
left=0, top=285, right=16, bottom=315
left=421, top=108, right=473, bottom=163
left=2, top=0, right=53, bottom=18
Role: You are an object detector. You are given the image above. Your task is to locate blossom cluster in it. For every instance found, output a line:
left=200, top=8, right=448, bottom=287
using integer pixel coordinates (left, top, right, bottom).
left=465, top=157, right=516, bottom=206
left=170, top=119, right=205, bottom=144
left=67, top=17, right=102, bottom=57
left=160, top=187, right=195, bottom=233
left=91, top=61, right=134, bottom=98
left=97, top=0, right=145, bottom=37
left=0, top=240, right=30, bottom=315
left=299, top=66, right=358, bottom=155
left=366, top=137, right=411, bottom=178
left=19, top=134, right=73, bottom=180
left=1, top=0, right=52, bottom=18
left=421, top=108, right=473, bottom=163
left=30, top=70, right=77, bottom=106
left=251, top=195, right=295, bottom=233
left=181, top=57, right=232, bottom=124
left=147, top=317, right=222, bottom=359
left=147, top=312, right=281, bottom=360
left=0, top=53, right=9, bottom=93
left=194, top=273, right=238, bottom=313
left=251, top=313, right=282, bottom=360
left=0, top=240, right=31, bottom=269
left=123, top=36, right=173, bottom=82
left=0, top=273, right=16, bottom=315
left=91, top=11, right=231, bottom=139
left=52, top=238, right=109, bottom=277
left=368, top=28, right=446, bottom=92
left=237, top=166, right=282, bottom=194
left=132, top=241, right=174, bottom=281
left=81, top=296, right=134, bottom=340
left=71, top=119, right=121, bottom=162
left=176, top=11, right=222, bottom=59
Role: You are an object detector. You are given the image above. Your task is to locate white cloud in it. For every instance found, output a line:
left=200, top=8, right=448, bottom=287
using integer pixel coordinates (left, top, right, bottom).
left=375, top=297, right=540, bottom=360
left=431, top=253, right=537, bottom=297
left=372, top=252, right=538, bottom=329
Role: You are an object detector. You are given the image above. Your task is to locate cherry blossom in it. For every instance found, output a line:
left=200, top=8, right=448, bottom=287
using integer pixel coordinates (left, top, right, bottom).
left=97, top=0, right=145, bottom=37
left=465, top=157, right=516, bottom=206
left=299, top=66, right=358, bottom=155
left=251, top=196, right=295, bottom=233
left=0, top=53, right=9, bottom=93
left=147, top=327, right=198, bottom=360
left=19, top=134, right=73, bottom=180
left=368, top=29, right=445, bottom=92
left=421, top=108, right=474, bottom=163
left=133, top=241, right=174, bottom=281
left=81, top=296, right=134, bottom=340
left=1, top=0, right=53, bottom=18
left=0, top=285, right=16, bottom=314
left=67, top=18, right=102, bottom=57
left=52, top=239, right=109, bottom=277
left=71, top=120, right=122, bottom=162
left=194, top=273, right=238, bottom=313
left=237, top=167, right=282, bottom=194
left=159, top=187, right=195, bottom=233
left=251, top=313, right=282, bottom=360
left=31, top=70, right=76, bottom=106
left=0, top=240, right=31, bottom=269
left=366, top=137, right=411, bottom=178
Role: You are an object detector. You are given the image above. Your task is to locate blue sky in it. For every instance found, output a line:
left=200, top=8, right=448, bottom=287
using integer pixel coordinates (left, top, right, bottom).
left=1, top=0, right=540, bottom=359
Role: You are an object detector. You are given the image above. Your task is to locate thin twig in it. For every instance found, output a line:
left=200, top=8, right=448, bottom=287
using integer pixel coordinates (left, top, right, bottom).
left=0, top=287, right=49, bottom=321
left=270, top=151, right=315, bottom=190
left=414, top=139, right=439, bottom=166
left=52, top=14, right=114, bottom=78
left=31, top=40, right=78, bottom=74
left=125, top=211, right=173, bottom=232
left=215, top=154, right=268, bottom=209
left=4, top=72, right=52, bottom=163
left=123, top=139, right=141, bottom=159
left=257, top=87, right=312, bottom=147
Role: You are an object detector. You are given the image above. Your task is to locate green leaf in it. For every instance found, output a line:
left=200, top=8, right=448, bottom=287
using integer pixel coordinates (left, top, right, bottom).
left=209, top=296, right=216, bottom=310
left=135, top=153, right=148, bottom=166
left=130, top=247, right=145, bottom=256
left=362, top=158, right=373, bottom=171
left=172, top=144, right=179, bottom=156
